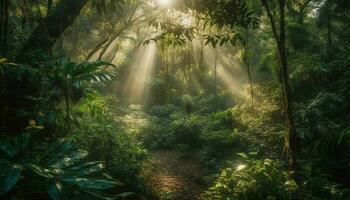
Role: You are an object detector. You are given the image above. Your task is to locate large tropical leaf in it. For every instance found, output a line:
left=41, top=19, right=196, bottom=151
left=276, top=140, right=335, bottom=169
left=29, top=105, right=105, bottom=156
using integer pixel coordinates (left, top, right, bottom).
left=0, top=165, right=22, bottom=195
left=50, top=150, right=88, bottom=168
left=66, top=162, right=105, bottom=176
left=0, top=134, right=29, bottom=157
left=48, top=181, right=66, bottom=200
left=60, top=178, right=122, bottom=189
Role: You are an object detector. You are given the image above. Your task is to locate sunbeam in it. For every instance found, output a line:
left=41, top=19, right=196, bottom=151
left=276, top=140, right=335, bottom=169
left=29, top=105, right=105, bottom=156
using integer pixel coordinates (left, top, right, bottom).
left=204, top=46, right=248, bottom=98
left=123, top=44, right=157, bottom=105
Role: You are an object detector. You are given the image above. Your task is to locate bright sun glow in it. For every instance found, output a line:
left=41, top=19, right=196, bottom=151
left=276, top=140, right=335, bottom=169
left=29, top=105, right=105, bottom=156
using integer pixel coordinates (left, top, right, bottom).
left=158, top=0, right=171, bottom=6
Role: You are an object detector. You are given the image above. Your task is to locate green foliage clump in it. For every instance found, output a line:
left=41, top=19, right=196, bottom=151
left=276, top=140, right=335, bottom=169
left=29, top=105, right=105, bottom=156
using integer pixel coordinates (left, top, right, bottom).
left=203, top=158, right=298, bottom=200
left=170, top=115, right=204, bottom=148
left=73, top=116, right=147, bottom=183
left=0, top=134, right=130, bottom=200
left=148, top=104, right=180, bottom=118
left=141, top=117, right=173, bottom=149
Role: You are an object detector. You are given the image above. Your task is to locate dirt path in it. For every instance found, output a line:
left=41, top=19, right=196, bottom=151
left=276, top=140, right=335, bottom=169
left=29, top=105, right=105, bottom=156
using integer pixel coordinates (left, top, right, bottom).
left=141, top=150, right=205, bottom=200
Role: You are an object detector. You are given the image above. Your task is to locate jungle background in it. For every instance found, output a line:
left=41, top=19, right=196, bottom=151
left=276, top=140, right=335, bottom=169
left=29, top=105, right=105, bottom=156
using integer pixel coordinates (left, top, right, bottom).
left=0, top=0, right=350, bottom=199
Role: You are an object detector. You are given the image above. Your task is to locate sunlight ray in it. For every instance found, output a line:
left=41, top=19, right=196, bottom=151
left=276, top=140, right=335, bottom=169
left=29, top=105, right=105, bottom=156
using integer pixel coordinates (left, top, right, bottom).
left=204, top=46, right=248, bottom=97
left=123, top=44, right=157, bottom=105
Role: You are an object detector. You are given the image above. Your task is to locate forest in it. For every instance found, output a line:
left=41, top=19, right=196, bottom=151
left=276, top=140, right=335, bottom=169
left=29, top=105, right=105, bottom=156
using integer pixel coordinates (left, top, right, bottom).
left=0, top=0, right=349, bottom=199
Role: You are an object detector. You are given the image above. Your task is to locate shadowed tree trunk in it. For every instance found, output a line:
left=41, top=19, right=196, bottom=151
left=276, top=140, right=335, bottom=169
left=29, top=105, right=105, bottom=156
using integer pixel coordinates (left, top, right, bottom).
left=18, top=0, right=88, bottom=60
left=214, top=47, right=218, bottom=97
left=261, top=0, right=299, bottom=172
left=47, top=0, right=53, bottom=14
left=243, top=28, right=254, bottom=107
left=0, top=0, right=9, bottom=57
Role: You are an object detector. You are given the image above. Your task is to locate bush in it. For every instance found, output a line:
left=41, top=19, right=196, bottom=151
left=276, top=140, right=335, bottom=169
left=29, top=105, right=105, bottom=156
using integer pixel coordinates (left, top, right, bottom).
left=200, top=129, right=251, bottom=161
left=140, top=117, right=174, bottom=149
left=0, top=134, right=130, bottom=200
left=169, top=115, right=204, bottom=148
left=147, top=104, right=180, bottom=118
left=73, top=116, right=147, bottom=183
left=203, top=159, right=299, bottom=200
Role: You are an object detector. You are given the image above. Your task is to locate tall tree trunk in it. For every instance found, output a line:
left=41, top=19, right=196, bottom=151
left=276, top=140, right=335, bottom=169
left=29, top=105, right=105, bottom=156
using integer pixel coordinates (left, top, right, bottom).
left=243, top=28, right=254, bottom=107
left=86, top=37, right=109, bottom=60
left=73, top=25, right=79, bottom=59
left=325, top=1, right=333, bottom=60
left=0, top=1, right=3, bottom=54
left=187, top=43, right=192, bottom=94
left=64, top=82, right=70, bottom=133
left=199, top=25, right=205, bottom=83
left=21, top=1, right=27, bottom=31
left=261, top=0, right=299, bottom=172
left=18, top=0, right=88, bottom=60
left=0, top=66, right=6, bottom=132
left=0, top=0, right=9, bottom=57
left=47, top=0, right=53, bottom=14
left=214, top=47, right=218, bottom=96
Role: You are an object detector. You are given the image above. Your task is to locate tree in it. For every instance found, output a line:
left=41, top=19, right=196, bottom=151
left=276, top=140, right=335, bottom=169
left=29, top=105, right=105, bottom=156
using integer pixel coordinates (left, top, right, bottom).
left=261, top=0, right=299, bottom=171
left=51, top=59, right=115, bottom=133
left=18, top=0, right=88, bottom=60
left=0, top=0, right=10, bottom=57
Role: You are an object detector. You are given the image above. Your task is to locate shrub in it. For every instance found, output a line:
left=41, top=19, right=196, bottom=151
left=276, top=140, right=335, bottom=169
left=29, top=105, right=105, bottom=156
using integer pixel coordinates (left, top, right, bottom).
left=169, top=115, right=204, bottom=148
left=73, top=116, right=147, bottom=183
left=147, top=104, right=180, bottom=118
left=0, top=134, right=131, bottom=200
left=203, top=159, right=299, bottom=200
left=140, top=117, right=174, bottom=149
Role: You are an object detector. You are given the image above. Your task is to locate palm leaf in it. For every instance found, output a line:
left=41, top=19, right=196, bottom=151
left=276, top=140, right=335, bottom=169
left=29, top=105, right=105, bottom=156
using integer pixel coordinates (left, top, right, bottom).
left=0, top=165, right=22, bottom=195
left=60, top=177, right=123, bottom=189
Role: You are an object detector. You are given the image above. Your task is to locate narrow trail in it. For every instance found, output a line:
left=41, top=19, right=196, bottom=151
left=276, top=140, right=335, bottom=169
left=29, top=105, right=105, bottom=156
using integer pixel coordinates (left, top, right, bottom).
left=141, top=150, right=205, bottom=200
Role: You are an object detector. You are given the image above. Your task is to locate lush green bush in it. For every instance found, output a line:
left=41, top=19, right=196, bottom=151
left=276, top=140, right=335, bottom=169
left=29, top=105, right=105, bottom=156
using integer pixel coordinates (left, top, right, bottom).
left=0, top=134, right=131, bottom=200
left=73, top=116, right=147, bottom=183
left=203, top=158, right=298, bottom=200
left=147, top=104, right=180, bottom=118
left=140, top=117, right=174, bottom=149
left=192, top=94, right=234, bottom=114
left=204, top=154, right=350, bottom=200
left=200, top=129, right=252, bottom=165
left=169, top=115, right=204, bottom=148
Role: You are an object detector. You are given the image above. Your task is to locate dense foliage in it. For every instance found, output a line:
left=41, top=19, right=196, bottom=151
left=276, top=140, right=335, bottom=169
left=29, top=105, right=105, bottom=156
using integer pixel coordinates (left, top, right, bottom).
left=1, top=0, right=350, bottom=199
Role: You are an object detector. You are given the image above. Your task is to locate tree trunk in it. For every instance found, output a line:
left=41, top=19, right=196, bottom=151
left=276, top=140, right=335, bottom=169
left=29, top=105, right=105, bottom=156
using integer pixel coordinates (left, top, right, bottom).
left=243, top=28, right=254, bottom=107
left=18, top=0, right=88, bottom=60
left=64, top=82, right=70, bottom=133
left=0, top=1, right=3, bottom=53
left=187, top=43, right=192, bottom=94
left=47, top=0, right=53, bottom=14
left=261, top=0, right=299, bottom=172
left=214, top=48, right=218, bottom=96
left=0, top=0, right=9, bottom=57
left=325, top=1, right=333, bottom=60
left=199, top=25, right=205, bottom=83
left=0, top=66, right=6, bottom=132
left=73, top=25, right=79, bottom=59
left=279, top=0, right=298, bottom=171
left=86, top=37, right=109, bottom=60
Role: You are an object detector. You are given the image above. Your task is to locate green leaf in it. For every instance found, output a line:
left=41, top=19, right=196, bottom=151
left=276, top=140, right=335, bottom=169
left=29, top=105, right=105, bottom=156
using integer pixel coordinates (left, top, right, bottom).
left=82, top=189, right=133, bottom=200
left=237, top=152, right=248, bottom=159
left=45, top=139, right=74, bottom=164
left=0, top=134, right=29, bottom=157
left=51, top=150, right=88, bottom=168
left=0, top=165, right=22, bottom=195
left=48, top=181, right=66, bottom=200
left=27, top=164, right=53, bottom=178
left=60, top=178, right=123, bottom=190
left=0, top=142, right=17, bottom=158
left=66, top=162, right=104, bottom=176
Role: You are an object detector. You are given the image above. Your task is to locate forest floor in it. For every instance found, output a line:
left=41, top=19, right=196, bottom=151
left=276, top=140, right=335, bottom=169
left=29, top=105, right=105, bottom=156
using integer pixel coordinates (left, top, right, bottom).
left=141, top=150, right=205, bottom=200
